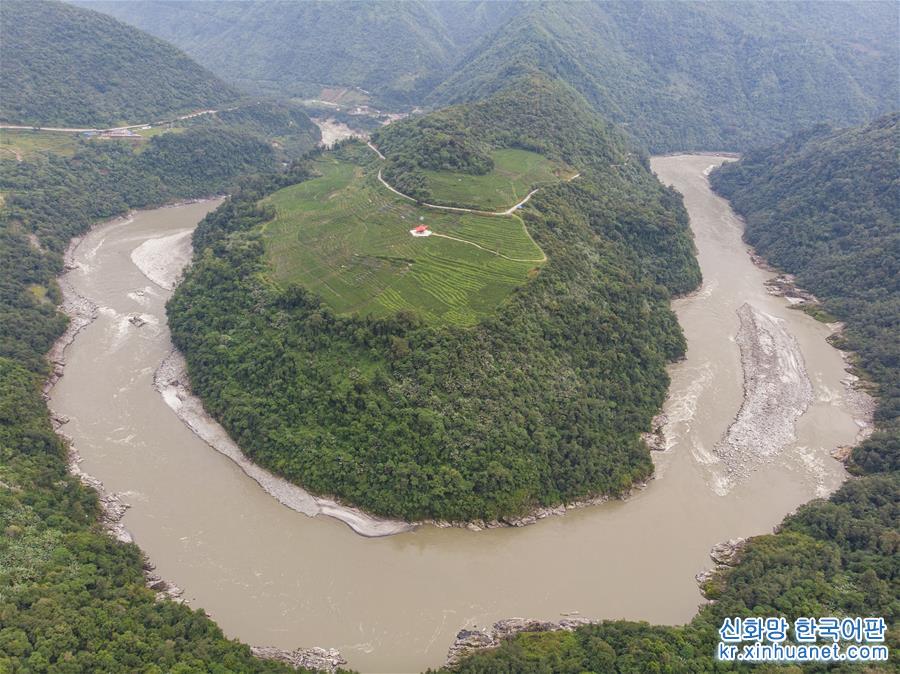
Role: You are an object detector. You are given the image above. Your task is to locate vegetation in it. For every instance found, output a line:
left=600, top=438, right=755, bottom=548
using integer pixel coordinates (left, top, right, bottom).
left=711, top=113, right=900, bottom=475
left=0, top=124, right=332, bottom=671
left=261, top=148, right=542, bottom=326
left=0, top=0, right=236, bottom=127
left=440, top=114, right=900, bottom=673
left=83, top=0, right=897, bottom=151
left=185, top=101, right=321, bottom=161
left=168, top=77, right=700, bottom=522
left=418, top=149, right=575, bottom=211
left=428, top=1, right=898, bottom=152
left=80, top=0, right=521, bottom=104
left=0, top=130, right=80, bottom=161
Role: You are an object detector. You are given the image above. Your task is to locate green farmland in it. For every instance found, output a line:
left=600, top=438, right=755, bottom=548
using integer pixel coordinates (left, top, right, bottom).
left=0, top=128, right=80, bottom=159
left=261, top=154, right=545, bottom=326
left=421, top=148, right=575, bottom=210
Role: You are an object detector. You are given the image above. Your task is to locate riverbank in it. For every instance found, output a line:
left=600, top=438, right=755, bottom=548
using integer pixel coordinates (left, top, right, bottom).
left=43, top=200, right=353, bottom=671
left=155, top=344, right=655, bottom=535
left=154, top=349, right=414, bottom=537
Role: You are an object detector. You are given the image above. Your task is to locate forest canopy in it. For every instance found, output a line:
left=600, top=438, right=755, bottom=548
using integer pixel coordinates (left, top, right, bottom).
left=0, top=0, right=236, bottom=126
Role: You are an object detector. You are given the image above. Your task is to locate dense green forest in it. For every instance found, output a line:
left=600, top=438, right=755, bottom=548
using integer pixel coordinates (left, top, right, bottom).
left=428, top=1, right=898, bottom=152
left=82, top=0, right=897, bottom=151
left=185, top=101, right=321, bottom=160
left=168, top=76, right=700, bottom=521
left=440, top=114, right=900, bottom=673
left=79, top=0, right=520, bottom=104
left=0, top=128, right=335, bottom=670
left=0, top=0, right=236, bottom=127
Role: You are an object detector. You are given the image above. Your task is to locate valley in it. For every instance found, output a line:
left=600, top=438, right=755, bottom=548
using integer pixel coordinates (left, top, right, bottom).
left=1, top=2, right=896, bottom=672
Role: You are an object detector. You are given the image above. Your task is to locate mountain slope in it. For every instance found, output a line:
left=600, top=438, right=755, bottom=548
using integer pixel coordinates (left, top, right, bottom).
left=77, top=0, right=522, bottom=103
left=0, top=0, right=236, bottom=126
left=429, top=1, right=899, bottom=151
left=81, top=0, right=898, bottom=150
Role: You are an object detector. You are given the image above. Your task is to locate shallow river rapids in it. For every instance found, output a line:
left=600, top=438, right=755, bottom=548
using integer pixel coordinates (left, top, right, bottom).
left=47, top=156, right=872, bottom=672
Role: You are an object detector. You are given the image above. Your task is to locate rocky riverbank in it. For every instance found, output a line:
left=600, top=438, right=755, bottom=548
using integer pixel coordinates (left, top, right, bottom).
left=748, top=249, right=876, bottom=449
left=41, top=221, right=118, bottom=398
left=154, top=350, right=414, bottom=537
left=695, top=537, right=747, bottom=598
left=446, top=617, right=598, bottom=667
left=251, top=646, right=347, bottom=673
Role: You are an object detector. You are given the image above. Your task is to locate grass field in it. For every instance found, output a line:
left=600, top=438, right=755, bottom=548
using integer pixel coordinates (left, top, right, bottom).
left=421, top=148, right=576, bottom=210
left=261, top=155, right=545, bottom=326
left=0, top=129, right=80, bottom=159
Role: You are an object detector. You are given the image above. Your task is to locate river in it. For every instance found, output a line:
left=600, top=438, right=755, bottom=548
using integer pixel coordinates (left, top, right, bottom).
left=47, top=156, right=871, bottom=672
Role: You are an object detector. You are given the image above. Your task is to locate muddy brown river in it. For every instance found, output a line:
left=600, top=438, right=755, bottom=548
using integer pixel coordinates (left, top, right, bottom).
left=48, top=156, right=870, bottom=672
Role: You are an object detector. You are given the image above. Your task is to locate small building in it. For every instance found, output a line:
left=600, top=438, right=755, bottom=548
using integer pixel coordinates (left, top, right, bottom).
left=410, top=224, right=432, bottom=237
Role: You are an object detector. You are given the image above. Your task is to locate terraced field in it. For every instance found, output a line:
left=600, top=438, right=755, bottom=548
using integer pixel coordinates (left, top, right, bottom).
left=421, top=148, right=576, bottom=210
left=261, top=155, right=545, bottom=326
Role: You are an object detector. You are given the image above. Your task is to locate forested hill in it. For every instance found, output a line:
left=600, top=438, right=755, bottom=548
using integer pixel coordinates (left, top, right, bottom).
left=168, top=77, right=700, bottom=522
left=429, top=1, right=899, bottom=152
left=77, top=0, right=521, bottom=103
left=0, top=0, right=236, bottom=126
left=711, top=113, right=900, bottom=473
left=80, top=0, right=897, bottom=151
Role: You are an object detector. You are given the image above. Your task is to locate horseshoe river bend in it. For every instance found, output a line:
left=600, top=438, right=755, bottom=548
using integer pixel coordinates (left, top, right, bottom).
left=46, top=155, right=872, bottom=672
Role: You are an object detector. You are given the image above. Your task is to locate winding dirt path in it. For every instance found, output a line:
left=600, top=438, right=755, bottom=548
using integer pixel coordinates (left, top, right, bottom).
left=368, top=142, right=577, bottom=263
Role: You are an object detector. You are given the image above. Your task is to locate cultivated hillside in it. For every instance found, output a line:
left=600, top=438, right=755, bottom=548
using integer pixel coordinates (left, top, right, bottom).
left=167, top=76, right=701, bottom=521
left=0, top=0, right=236, bottom=126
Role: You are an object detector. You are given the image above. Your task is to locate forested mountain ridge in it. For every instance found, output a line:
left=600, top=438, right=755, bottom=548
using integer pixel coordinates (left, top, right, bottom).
left=443, top=115, right=900, bottom=674
left=167, top=76, right=701, bottom=521
left=429, top=1, right=899, bottom=152
left=0, top=0, right=237, bottom=127
left=77, top=0, right=522, bottom=103
left=711, top=113, right=900, bottom=474
left=80, top=0, right=898, bottom=151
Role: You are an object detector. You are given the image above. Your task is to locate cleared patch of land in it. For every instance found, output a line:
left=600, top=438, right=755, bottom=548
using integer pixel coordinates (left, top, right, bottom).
left=422, top=148, right=576, bottom=210
left=0, top=128, right=79, bottom=159
left=261, top=155, right=544, bottom=326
